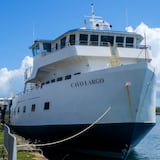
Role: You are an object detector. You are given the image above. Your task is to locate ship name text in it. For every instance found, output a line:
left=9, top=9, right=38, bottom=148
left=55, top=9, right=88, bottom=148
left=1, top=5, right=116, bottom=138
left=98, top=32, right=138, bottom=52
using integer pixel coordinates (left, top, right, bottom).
left=71, top=78, right=104, bottom=88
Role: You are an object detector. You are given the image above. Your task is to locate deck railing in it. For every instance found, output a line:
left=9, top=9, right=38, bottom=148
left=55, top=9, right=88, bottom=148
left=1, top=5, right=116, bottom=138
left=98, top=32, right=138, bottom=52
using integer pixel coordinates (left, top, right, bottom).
left=4, top=124, right=17, bottom=160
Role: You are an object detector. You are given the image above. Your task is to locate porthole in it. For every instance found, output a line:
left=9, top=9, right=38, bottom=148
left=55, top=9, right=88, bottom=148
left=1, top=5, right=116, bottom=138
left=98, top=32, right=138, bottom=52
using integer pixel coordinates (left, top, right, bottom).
left=57, top=77, right=63, bottom=82
left=23, top=106, right=26, bottom=113
left=31, top=104, right=36, bottom=112
left=44, top=102, right=50, bottom=110
left=65, top=75, right=71, bottom=80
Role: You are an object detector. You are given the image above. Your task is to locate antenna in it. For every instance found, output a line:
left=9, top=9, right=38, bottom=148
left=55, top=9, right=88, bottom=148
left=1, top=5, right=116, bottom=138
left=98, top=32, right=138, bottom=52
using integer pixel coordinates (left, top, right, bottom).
left=125, top=8, right=129, bottom=27
left=91, top=3, right=95, bottom=29
left=144, top=32, right=147, bottom=61
left=84, top=4, right=112, bottom=30
left=91, top=3, right=94, bottom=17
left=32, top=23, right=35, bottom=42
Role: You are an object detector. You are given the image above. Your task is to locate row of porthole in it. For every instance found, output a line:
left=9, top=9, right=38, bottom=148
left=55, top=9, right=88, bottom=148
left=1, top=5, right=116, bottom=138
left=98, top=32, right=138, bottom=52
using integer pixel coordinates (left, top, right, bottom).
left=40, top=72, right=81, bottom=88
left=15, top=102, right=50, bottom=115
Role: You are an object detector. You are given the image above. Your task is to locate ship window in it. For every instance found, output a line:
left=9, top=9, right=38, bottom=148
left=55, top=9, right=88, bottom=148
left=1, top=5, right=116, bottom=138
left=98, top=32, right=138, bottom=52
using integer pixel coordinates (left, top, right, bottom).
left=43, top=43, right=51, bottom=52
left=65, top=75, right=71, bottom=80
left=69, top=34, right=75, bottom=45
left=51, top=79, right=55, bottom=83
left=46, top=81, right=50, bottom=84
left=41, top=82, right=45, bottom=88
left=74, top=72, right=81, bottom=75
left=126, top=37, right=134, bottom=47
left=31, top=104, right=36, bottom=112
left=57, top=77, right=63, bottom=82
left=17, top=107, right=20, bottom=113
left=32, top=44, right=40, bottom=56
left=61, top=37, right=66, bottom=49
left=116, top=36, right=124, bottom=47
left=90, top=35, right=98, bottom=46
left=23, top=106, right=26, bottom=113
left=56, top=43, right=58, bottom=50
left=44, top=102, right=50, bottom=110
left=79, top=34, right=88, bottom=45
left=100, top=36, right=114, bottom=46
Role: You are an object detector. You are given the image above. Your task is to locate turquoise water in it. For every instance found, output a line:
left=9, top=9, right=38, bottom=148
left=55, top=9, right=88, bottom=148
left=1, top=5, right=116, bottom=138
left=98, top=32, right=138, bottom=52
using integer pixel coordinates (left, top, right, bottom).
left=127, top=116, right=160, bottom=160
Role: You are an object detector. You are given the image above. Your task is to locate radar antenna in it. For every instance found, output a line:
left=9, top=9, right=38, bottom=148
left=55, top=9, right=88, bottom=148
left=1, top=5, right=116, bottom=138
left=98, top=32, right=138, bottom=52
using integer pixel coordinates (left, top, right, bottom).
left=84, top=4, right=112, bottom=30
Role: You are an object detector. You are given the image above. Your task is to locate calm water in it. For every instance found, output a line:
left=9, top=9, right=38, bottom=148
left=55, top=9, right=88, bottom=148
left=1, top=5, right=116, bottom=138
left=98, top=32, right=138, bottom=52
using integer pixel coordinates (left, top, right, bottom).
left=43, top=116, right=160, bottom=160
left=127, top=115, right=160, bottom=160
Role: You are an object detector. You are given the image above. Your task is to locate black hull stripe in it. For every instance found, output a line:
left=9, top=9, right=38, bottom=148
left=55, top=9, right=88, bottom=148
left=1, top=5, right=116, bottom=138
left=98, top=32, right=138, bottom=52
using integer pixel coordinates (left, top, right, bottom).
left=10, top=122, right=155, bottom=159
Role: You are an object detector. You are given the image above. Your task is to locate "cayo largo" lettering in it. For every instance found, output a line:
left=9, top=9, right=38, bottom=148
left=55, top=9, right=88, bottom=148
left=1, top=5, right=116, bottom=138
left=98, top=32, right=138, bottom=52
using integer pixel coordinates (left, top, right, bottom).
left=71, top=78, right=104, bottom=88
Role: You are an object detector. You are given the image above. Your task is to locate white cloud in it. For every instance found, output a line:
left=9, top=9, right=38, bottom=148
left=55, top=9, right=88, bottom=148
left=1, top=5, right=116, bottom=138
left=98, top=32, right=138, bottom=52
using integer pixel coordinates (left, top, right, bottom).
left=126, top=22, right=160, bottom=73
left=126, top=23, right=160, bottom=106
left=0, top=56, right=33, bottom=97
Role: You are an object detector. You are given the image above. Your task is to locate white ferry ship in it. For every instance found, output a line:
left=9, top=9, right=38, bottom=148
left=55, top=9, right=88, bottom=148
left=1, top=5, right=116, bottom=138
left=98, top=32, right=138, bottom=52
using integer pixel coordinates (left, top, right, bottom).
left=9, top=5, right=156, bottom=159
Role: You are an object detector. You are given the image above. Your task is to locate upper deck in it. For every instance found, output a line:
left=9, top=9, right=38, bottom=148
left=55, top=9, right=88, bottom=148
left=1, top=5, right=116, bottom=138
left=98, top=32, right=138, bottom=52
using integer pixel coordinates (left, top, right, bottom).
left=30, top=28, right=144, bottom=57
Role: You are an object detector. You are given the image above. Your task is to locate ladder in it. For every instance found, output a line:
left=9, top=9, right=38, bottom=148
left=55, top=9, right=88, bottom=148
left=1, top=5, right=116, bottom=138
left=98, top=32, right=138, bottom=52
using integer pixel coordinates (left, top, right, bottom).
left=109, top=44, right=120, bottom=67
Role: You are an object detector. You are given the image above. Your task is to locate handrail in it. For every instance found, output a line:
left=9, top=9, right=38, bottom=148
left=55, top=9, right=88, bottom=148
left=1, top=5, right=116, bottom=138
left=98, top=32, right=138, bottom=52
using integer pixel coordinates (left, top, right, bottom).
left=4, top=124, right=17, bottom=160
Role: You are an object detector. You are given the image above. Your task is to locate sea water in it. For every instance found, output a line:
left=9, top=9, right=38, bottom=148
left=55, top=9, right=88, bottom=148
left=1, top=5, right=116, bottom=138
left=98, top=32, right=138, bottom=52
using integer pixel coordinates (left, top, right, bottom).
left=127, top=115, right=160, bottom=160
left=43, top=116, right=160, bottom=160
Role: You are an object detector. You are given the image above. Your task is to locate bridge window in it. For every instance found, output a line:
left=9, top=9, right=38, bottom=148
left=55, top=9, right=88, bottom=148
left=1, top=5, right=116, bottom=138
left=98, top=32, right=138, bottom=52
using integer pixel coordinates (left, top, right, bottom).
left=69, top=34, right=75, bottom=45
left=79, top=34, right=88, bottom=45
left=32, top=44, right=40, bottom=56
left=101, top=36, right=114, bottom=46
left=90, top=35, right=98, bottom=46
left=61, top=37, right=66, bottom=49
left=126, top=37, right=134, bottom=47
left=43, top=43, right=51, bottom=52
left=116, top=36, right=124, bottom=47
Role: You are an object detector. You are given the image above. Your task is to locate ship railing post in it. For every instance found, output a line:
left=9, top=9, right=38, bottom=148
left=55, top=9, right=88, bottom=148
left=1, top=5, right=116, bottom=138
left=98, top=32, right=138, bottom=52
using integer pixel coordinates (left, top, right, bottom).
left=4, top=124, right=17, bottom=160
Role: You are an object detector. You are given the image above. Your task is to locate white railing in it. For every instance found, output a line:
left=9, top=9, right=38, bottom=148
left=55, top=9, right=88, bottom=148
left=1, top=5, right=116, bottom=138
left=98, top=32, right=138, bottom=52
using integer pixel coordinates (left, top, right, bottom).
left=4, top=124, right=17, bottom=160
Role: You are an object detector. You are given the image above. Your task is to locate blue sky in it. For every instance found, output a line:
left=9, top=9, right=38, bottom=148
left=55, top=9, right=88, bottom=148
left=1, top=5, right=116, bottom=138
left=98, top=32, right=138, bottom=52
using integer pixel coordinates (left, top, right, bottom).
left=0, top=0, right=159, bottom=69
left=0, top=0, right=160, bottom=105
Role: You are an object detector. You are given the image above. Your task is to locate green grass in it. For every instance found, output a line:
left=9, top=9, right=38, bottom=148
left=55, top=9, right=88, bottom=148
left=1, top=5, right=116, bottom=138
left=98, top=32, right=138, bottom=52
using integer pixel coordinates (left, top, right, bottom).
left=0, top=145, right=7, bottom=159
left=0, top=130, right=4, bottom=144
left=17, top=151, right=35, bottom=160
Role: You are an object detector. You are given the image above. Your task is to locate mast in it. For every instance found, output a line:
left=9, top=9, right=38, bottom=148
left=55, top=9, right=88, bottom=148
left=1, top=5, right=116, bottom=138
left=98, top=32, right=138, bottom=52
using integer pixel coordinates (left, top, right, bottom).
left=85, top=4, right=112, bottom=30
left=91, top=3, right=95, bottom=29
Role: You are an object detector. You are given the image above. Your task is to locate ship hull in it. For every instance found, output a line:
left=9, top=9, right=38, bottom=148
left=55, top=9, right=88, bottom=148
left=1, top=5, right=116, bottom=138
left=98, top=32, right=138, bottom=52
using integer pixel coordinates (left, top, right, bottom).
left=11, top=122, right=155, bottom=159
left=9, top=62, right=156, bottom=159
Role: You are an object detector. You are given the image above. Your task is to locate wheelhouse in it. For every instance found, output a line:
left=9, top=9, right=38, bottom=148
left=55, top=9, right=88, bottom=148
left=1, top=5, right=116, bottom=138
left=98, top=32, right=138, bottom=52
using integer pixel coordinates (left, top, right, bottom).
left=30, top=29, right=144, bottom=56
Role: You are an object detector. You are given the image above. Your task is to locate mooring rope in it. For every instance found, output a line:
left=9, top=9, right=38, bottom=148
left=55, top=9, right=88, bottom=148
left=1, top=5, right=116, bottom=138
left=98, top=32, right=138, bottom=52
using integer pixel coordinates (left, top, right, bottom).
left=17, top=106, right=111, bottom=148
